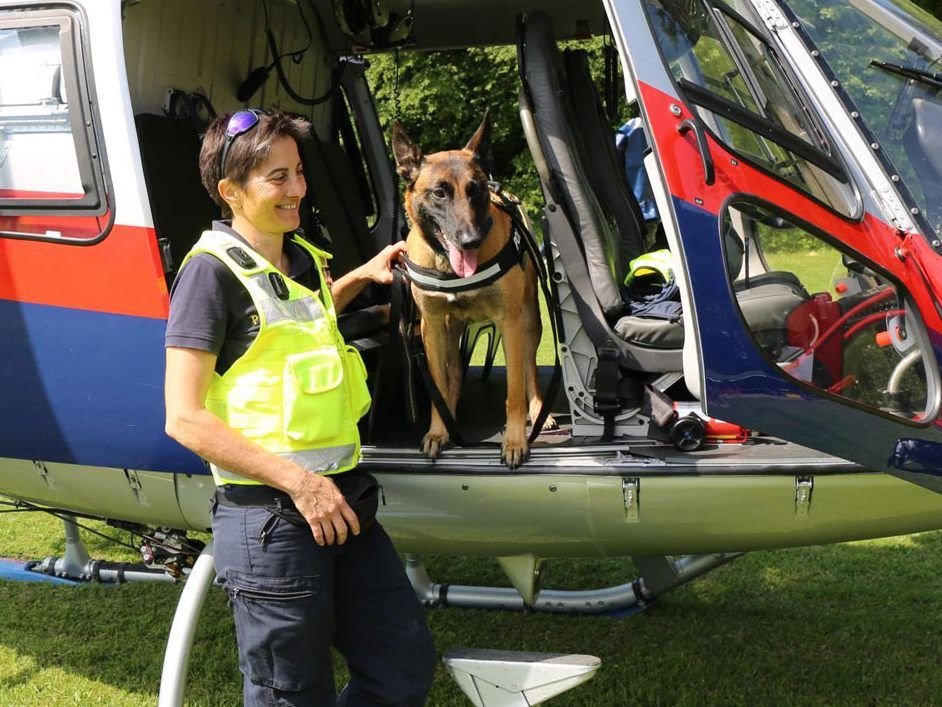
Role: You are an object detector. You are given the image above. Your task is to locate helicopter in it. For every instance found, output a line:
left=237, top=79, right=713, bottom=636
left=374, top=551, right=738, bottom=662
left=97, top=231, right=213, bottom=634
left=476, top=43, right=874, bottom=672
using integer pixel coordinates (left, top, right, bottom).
left=1, top=0, right=942, bottom=702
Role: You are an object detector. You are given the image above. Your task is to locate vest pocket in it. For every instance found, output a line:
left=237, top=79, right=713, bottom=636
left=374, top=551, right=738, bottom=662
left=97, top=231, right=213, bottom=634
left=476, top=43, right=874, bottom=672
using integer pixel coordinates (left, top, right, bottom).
left=343, top=345, right=371, bottom=421
left=283, top=347, right=345, bottom=444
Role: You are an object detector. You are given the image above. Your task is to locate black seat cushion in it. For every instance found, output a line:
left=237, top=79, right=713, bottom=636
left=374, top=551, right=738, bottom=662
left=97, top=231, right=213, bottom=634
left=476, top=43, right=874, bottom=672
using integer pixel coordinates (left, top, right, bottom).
left=135, top=114, right=219, bottom=272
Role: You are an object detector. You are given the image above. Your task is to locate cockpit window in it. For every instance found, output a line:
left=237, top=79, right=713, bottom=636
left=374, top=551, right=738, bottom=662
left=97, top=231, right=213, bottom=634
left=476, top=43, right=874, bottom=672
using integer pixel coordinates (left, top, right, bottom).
left=724, top=201, right=936, bottom=422
left=644, top=0, right=859, bottom=216
left=787, top=0, right=942, bottom=236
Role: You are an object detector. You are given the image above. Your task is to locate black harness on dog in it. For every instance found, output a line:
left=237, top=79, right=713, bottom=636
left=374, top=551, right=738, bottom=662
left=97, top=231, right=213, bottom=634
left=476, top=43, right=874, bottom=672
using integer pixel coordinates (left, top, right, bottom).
left=401, top=215, right=527, bottom=293
left=390, top=183, right=562, bottom=451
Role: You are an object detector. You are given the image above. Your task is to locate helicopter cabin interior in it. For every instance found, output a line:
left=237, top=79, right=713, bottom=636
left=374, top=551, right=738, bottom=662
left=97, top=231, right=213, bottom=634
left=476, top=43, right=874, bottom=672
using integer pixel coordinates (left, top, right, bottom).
left=123, top=0, right=938, bottom=452
left=3, top=0, right=935, bottom=462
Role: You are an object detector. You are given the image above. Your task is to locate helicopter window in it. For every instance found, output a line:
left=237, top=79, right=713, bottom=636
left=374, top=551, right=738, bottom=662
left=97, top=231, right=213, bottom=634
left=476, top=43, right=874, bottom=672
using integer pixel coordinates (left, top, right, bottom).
left=0, top=10, right=107, bottom=241
left=787, top=0, right=942, bottom=235
left=644, top=0, right=859, bottom=217
left=724, top=201, right=936, bottom=422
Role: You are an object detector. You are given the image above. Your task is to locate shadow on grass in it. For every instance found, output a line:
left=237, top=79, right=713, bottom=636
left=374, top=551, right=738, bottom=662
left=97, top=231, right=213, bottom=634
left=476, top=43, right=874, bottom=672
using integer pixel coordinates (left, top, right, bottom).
left=0, top=663, right=41, bottom=692
left=1, top=533, right=941, bottom=705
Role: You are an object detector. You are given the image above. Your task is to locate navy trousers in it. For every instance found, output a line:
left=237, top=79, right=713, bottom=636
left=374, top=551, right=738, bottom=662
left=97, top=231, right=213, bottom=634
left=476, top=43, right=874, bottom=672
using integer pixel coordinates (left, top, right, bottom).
left=212, top=502, right=437, bottom=706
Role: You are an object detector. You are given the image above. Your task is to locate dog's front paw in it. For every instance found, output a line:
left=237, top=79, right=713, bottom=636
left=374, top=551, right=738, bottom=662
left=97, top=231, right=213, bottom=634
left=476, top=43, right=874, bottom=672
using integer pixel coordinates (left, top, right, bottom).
left=421, top=431, right=450, bottom=460
left=501, top=437, right=530, bottom=469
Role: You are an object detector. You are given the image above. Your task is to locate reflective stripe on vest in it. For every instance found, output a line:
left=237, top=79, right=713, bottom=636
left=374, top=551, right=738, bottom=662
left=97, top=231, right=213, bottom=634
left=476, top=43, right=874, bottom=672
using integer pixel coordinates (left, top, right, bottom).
left=179, top=230, right=370, bottom=486
left=624, top=249, right=674, bottom=286
left=210, top=443, right=360, bottom=483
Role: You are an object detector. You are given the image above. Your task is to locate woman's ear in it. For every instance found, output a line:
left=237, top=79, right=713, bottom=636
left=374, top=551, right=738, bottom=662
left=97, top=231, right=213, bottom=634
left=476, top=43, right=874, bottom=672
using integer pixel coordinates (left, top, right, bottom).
left=218, top=178, right=242, bottom=214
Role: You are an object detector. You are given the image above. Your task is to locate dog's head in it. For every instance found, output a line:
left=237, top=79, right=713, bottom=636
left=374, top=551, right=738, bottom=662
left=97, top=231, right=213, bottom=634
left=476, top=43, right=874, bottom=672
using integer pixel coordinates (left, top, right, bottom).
left=392, top=112, right=493, bottom=277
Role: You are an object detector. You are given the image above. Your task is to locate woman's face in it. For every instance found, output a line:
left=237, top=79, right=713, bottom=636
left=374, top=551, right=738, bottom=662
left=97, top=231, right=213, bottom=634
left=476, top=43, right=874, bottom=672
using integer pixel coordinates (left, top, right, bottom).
left=237, top=136, right=307, bottom=236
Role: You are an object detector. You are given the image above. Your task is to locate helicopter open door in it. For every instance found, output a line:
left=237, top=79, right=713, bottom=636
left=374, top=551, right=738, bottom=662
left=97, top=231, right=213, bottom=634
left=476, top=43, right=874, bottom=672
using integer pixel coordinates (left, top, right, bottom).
left=606, top=0, right=942, bottom=491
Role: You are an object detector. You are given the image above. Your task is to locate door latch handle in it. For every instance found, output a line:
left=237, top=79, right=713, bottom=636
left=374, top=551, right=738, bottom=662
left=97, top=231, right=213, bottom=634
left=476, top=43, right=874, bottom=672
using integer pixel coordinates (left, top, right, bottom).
left=677, top=118, right=716, bottom=186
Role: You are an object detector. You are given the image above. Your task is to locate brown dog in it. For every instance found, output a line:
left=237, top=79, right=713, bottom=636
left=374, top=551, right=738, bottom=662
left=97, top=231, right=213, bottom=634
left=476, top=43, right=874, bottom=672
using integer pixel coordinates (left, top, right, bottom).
left=392, top=113, right=549, bottom=468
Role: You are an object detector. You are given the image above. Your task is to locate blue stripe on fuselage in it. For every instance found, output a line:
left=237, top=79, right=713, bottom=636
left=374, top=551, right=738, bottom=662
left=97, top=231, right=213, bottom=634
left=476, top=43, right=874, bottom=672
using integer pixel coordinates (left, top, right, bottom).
left=0, top=299, right=205, bottom=474
left=673, top=197, right=842, bottom=417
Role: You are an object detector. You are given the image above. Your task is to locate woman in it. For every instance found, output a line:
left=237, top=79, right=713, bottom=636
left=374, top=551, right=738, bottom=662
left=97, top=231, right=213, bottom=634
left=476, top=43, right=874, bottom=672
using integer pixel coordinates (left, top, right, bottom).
left=164, top=109, right=436, bottom=706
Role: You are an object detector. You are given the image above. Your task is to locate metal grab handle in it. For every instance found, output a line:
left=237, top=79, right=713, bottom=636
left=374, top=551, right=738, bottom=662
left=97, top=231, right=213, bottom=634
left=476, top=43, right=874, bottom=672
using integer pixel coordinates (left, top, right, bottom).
left=677, top=118, right=715, bottom=186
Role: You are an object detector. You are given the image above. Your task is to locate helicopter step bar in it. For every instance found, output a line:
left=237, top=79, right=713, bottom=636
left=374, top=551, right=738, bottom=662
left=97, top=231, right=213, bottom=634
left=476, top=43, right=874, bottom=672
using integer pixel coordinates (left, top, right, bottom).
left=444, top=648, right=601, bottom=706
left=404, top=552, right=744, bottom=613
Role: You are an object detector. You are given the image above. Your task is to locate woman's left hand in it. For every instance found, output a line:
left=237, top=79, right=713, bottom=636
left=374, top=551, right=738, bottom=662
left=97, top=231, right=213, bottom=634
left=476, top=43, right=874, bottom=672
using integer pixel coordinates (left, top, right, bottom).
left=330, top=241, right=408, bottom=312
left=361, top=241, right=408, bottom=286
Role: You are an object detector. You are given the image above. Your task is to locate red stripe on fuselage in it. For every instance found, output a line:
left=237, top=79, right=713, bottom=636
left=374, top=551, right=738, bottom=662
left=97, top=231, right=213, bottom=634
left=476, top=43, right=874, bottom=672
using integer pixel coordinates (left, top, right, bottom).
left=0, top=223, right=169, bottom=319
left=0, top=189, right=85, bottom=199
left=638, top=81, right=942, bottom=333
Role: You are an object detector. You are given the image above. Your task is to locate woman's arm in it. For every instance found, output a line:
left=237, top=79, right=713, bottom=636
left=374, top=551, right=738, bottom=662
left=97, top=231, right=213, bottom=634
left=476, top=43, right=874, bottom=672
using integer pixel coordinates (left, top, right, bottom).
left=164, top=346, right=359, bottom=545
left=330, top=241, right=408, bottom=312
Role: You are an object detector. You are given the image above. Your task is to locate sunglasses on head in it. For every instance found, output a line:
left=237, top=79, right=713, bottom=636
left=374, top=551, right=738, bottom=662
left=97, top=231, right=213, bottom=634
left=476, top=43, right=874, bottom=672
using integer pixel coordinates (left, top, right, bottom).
left=218, top=108, right=266, bottom=179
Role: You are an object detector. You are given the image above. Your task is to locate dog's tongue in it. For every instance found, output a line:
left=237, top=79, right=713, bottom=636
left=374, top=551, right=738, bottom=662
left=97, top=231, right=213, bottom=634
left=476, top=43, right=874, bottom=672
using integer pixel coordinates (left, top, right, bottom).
left=446, top=243, right=478, bottom=278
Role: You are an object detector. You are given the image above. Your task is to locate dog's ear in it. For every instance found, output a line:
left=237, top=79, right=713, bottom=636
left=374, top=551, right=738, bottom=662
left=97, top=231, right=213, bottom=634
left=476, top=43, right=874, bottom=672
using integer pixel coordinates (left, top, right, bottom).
left=464, top=109, right=492, bottom=176
left=392, top=121, right=423, bottom=184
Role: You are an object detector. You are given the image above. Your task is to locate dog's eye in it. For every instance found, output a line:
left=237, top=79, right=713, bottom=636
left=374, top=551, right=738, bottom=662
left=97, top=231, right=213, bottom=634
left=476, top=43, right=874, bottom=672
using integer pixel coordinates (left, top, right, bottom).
left=432, top=188, right=447, bottom=199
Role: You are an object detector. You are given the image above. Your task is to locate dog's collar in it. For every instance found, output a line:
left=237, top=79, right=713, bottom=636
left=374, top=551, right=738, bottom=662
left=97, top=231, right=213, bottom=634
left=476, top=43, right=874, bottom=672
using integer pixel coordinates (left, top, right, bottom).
left=403, top=225, right=525, bottom=293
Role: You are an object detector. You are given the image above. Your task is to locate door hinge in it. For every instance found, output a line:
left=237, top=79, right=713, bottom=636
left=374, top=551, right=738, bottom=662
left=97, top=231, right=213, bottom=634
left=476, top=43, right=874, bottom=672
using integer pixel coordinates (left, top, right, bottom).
left=795, top=475, right=813, bottom=516
left=33, top=460, right=54, bottom=489
left=873, top=187, right=915, bottom=235
left=124, top=469, right=147, bottom=505
left=157, top=237, right=175, bottom=275
left=623, top=477, right=640, bottom=521
left=751, top=0, right=788, bottom=31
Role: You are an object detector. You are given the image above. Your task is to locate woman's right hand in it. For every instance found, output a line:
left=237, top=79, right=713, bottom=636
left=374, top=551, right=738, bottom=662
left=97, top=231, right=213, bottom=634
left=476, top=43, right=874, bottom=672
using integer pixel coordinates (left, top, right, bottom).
left=289, top=471, right=361, bottom=546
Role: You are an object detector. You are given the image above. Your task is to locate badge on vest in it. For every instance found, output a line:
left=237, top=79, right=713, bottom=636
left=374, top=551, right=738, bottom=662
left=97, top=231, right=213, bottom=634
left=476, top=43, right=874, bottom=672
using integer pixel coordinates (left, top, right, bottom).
left=269, top=272, right=290, bottom=300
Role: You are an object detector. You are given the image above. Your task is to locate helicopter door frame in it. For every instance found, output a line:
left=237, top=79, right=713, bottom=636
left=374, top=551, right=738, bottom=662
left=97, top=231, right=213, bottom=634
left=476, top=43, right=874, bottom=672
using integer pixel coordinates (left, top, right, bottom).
left=0, top=3, right=111, bottom=240
left=604, top=0, right=942, bottom=491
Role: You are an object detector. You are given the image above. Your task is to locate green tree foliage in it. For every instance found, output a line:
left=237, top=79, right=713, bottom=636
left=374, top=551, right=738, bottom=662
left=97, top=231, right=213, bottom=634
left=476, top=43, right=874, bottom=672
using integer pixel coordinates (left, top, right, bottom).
left=366, top=1, right=938, bottom=216
left=367, top=47, right=540, bottom=204
left=366, top=39, right=613, bottom=211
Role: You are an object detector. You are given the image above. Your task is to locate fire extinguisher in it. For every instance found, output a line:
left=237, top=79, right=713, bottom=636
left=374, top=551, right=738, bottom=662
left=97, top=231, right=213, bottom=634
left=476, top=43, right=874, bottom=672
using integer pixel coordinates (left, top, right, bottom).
left=669, top=403, right=750, bottom=451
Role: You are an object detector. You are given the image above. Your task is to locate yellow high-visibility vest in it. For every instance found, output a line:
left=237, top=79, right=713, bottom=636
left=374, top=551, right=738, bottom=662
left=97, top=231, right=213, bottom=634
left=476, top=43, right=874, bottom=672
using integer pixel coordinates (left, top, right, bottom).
left=624, top=249, right=674, bottom=286
left=179, top=230, right=370, bottom=486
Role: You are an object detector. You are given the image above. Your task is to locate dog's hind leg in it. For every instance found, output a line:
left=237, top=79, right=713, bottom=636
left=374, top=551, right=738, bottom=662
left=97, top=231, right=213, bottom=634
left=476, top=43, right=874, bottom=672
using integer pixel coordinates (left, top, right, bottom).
left=523, top=287, right=557, bottom=433
left=443, top=315, right=465, bottom=414
left=420, top=313, right=461, bottom=460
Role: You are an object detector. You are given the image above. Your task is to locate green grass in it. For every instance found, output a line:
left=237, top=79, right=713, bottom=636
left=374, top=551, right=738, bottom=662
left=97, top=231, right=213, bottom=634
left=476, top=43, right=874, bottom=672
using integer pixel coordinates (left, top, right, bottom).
left=467, top=294, right=556, bottom=367
left=3, top=510, right=942, bottom=705
left=764, top=249, right=843, bottom=295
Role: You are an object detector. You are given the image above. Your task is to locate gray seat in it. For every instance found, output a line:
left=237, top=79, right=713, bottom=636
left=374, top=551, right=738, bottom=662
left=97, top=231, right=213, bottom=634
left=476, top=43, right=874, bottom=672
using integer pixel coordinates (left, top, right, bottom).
left=519, top=11, right=808, bottom=364
left=518, top=11, right=684, bottom=370
left=564, top=49, right=647, bottom=264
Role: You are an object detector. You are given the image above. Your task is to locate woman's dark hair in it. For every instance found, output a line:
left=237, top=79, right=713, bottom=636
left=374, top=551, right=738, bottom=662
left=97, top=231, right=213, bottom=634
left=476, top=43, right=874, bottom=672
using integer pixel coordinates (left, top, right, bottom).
left=199, top=111, right=310, bottom=217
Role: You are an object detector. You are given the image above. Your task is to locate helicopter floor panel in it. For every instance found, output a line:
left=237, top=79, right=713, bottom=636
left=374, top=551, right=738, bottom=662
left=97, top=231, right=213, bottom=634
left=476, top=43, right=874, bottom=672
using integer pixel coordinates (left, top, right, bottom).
left=367, top=365, right=858, bottom=474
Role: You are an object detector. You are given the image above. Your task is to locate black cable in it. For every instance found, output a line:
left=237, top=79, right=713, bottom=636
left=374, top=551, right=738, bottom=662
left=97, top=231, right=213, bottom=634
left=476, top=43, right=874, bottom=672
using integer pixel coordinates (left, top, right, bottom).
left=265, top=27, right=336, bottom=106
left=0, top=496, right=202, bottom=556
left=250, top=0, right=333, bottom=106
left=261, top=0, right=312, bottom=64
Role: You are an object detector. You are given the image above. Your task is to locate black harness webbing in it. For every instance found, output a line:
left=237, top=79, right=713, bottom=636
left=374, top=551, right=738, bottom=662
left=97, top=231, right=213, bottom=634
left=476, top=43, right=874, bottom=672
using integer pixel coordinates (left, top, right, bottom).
left=392, top=184, right=562, bottom=449
left=540, top=194, right=625, bottom=440
left=401, top=225, right=525, bottom=293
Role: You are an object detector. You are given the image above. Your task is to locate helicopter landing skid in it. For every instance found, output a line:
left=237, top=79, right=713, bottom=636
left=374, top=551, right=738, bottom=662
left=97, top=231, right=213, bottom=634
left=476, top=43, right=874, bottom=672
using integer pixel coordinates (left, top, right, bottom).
left=25, top=515, right=179, bottom=584
left=405, top=552, right=744, bottom=614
